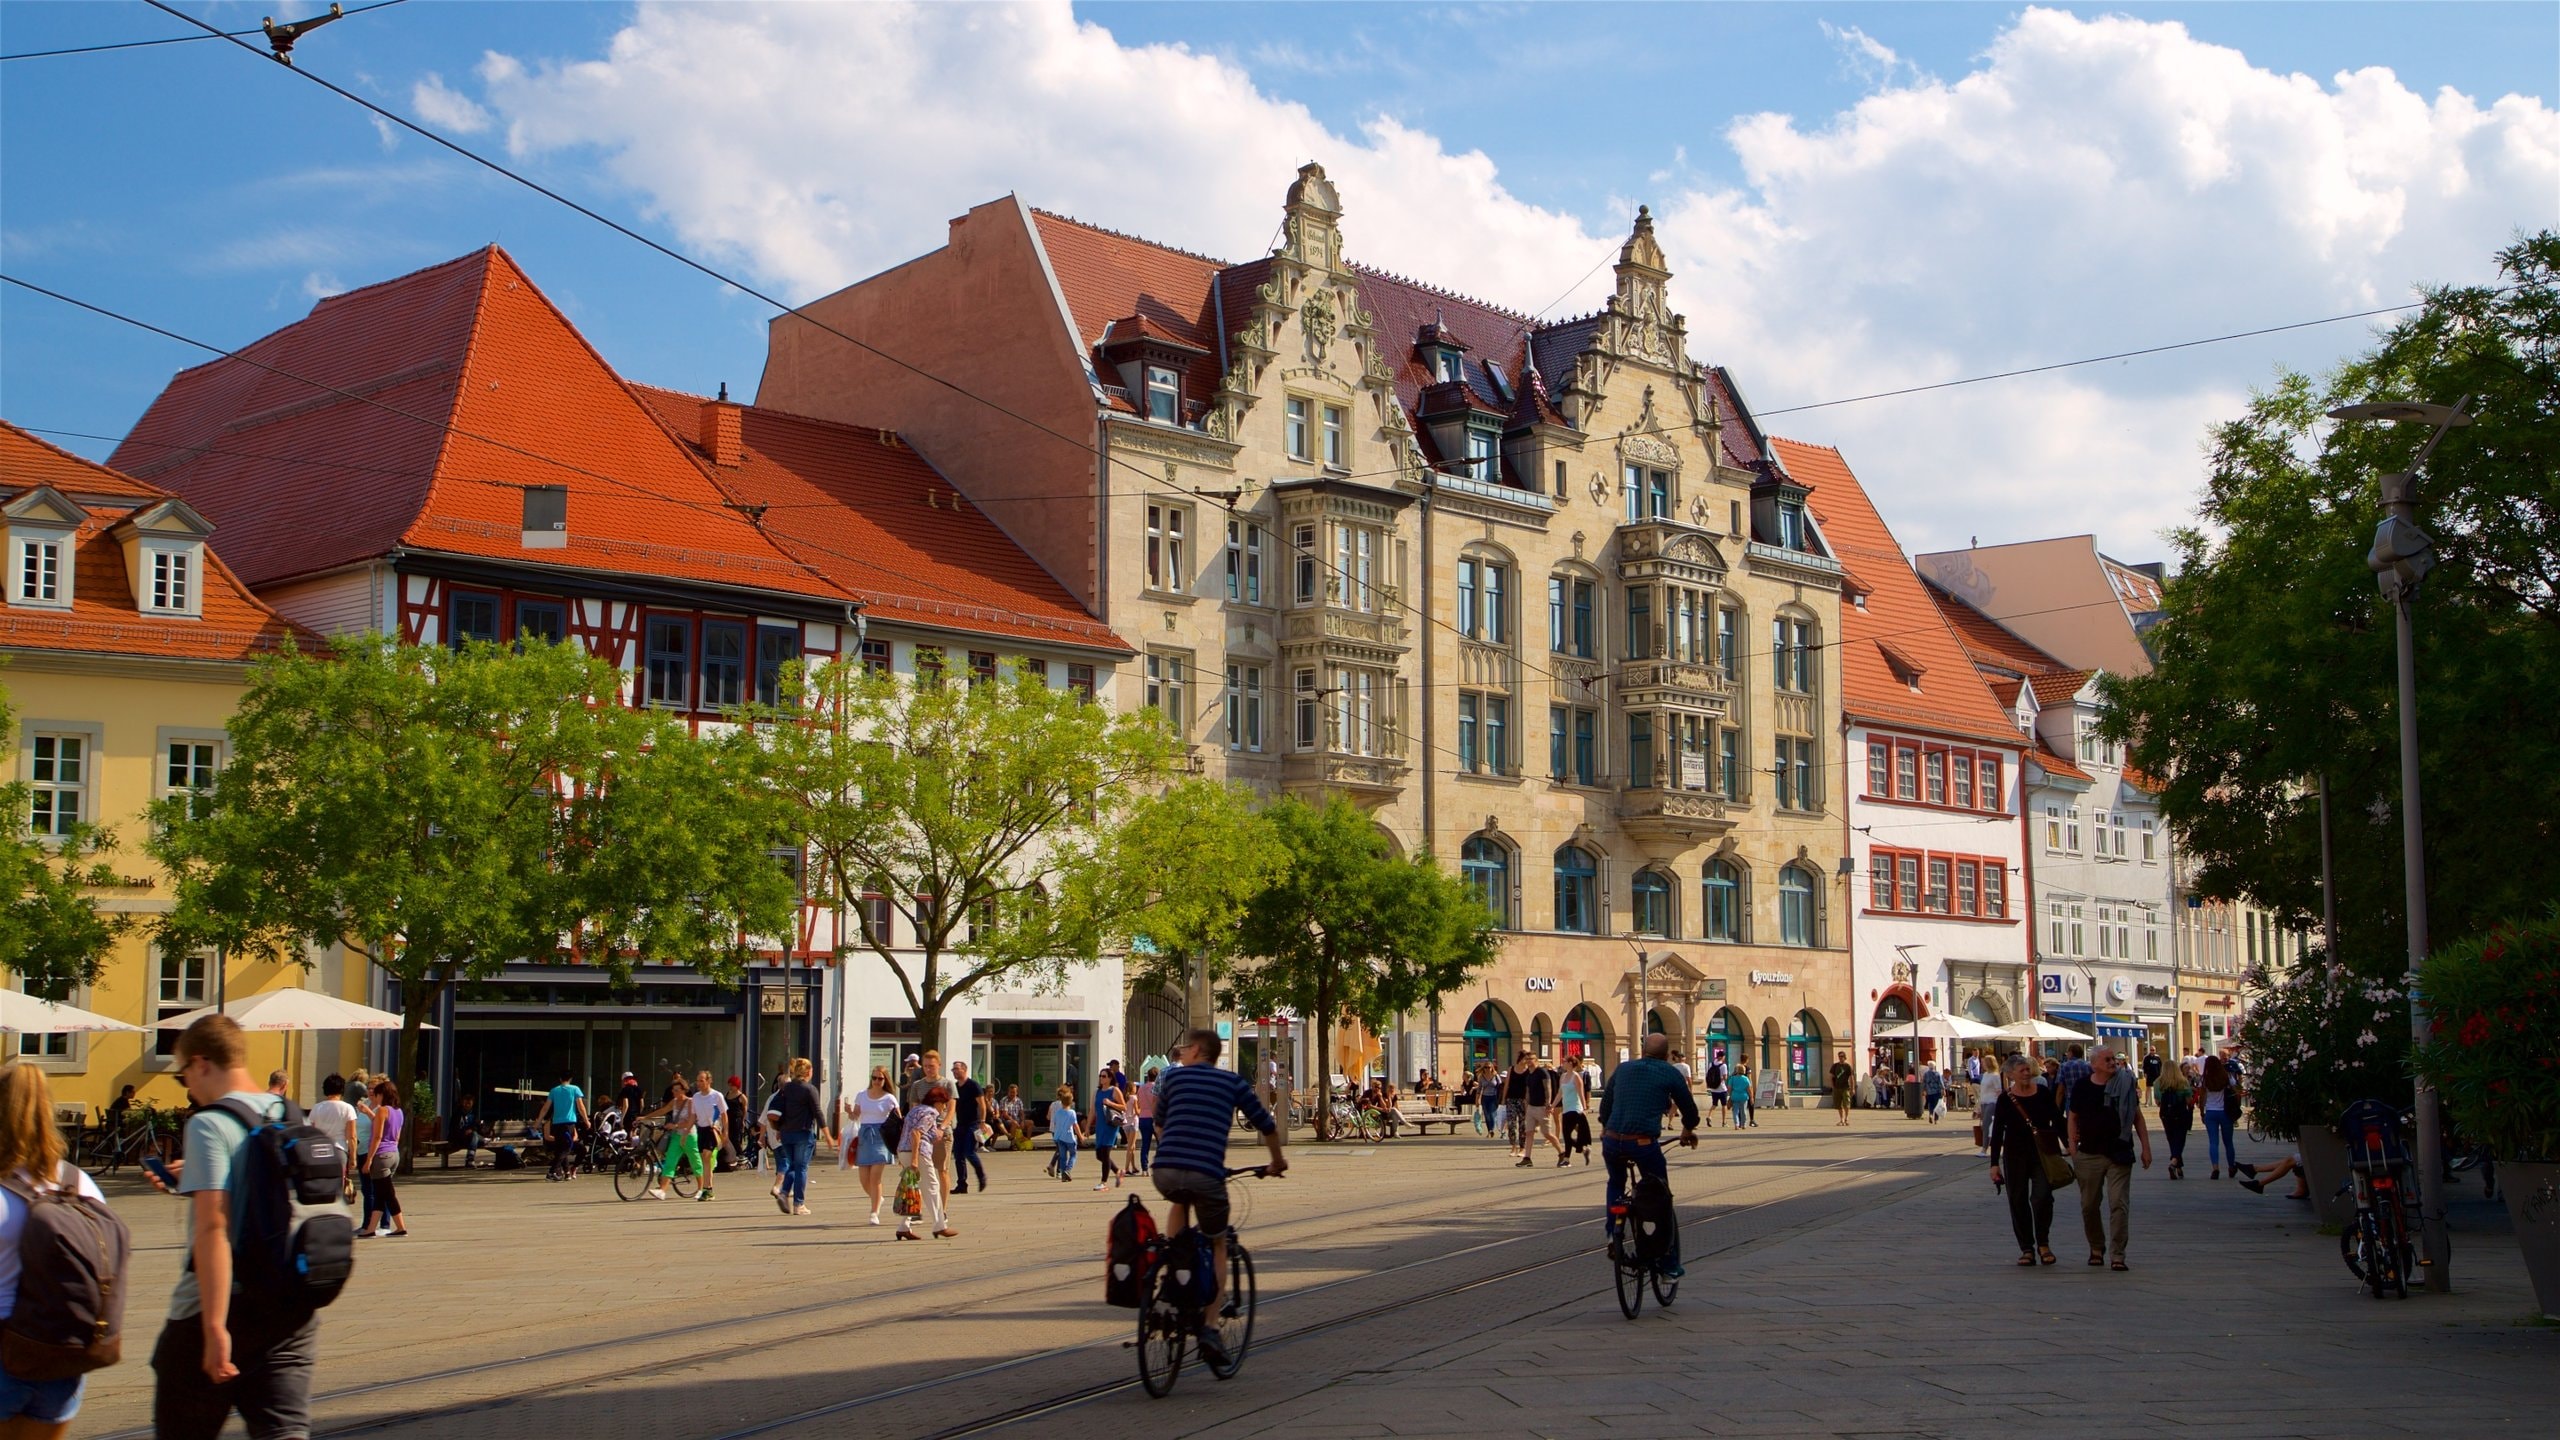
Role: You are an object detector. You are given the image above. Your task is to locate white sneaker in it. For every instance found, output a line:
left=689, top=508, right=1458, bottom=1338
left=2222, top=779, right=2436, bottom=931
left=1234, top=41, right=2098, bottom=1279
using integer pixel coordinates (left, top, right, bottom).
left=794, top=1205, right=811, bottom=1216
left=869, top=1212, right=882, bottom=1225
left=646, top=1187, right=668, bottom=1200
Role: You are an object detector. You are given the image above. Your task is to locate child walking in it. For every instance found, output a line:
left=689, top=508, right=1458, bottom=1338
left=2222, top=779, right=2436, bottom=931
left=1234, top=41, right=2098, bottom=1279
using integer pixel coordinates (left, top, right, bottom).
left=1050, top=1086, right=1080, bottom=1183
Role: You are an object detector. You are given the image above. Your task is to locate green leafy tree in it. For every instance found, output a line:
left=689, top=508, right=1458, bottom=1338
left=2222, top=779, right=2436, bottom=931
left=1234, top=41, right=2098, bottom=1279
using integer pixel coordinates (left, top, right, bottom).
left=1228, top=796, right=1499, bottom=1138
left=150, top=636, right=803, bottom=1145
left=1115, top=780, right=1291, bottom=1026
left=2102, top=232, right=2560, bottom=966
left=0, top=688, right=134, bottom=994
left=775, top=662, right=1256, bottom=1052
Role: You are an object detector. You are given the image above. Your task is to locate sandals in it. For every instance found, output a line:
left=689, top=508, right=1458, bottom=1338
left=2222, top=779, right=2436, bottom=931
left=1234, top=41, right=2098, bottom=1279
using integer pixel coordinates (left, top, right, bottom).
left=2037, top=1247, right=2058, bottom=1266
left=2110, top=1259, right=2131, bottom=1271
left=2087, top=1253, right=2105, bottom=1267
left=2017, top=1252, right=2039, bottom=1267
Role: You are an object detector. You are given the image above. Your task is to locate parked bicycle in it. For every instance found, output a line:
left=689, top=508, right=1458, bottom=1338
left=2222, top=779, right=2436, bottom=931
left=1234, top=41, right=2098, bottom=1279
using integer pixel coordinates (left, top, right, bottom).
left=1133, top=1165, right=1267, bottom=1397
left=80, top=1114, right=161, bottom=1175
left=2335, top=1098, right=2419, bottom=1299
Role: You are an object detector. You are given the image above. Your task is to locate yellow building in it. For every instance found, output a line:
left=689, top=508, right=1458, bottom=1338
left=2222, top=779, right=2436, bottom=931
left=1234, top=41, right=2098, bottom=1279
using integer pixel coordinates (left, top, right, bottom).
left=0, top=421, right=347, bottom=1120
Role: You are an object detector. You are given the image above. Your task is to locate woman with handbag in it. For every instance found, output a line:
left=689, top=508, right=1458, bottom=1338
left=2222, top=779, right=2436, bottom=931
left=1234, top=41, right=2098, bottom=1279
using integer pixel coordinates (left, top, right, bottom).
left=842, top=1067, right=900, bottom=1225
left=895, top=1084, right=955, bottom=1240
left=1986, top=1055, right=2066, bottom=1266
left=362, top=1079, right=410, bottom=1237
left=2157, top=1064, right=2195, bottom=1179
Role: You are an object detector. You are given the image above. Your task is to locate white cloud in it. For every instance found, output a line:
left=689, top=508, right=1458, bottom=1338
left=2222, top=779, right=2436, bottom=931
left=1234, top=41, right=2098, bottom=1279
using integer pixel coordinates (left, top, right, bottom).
left=477, top=2, right=2557, bottom=557
left=411, top=72, right=493, bottom=134
left=302, top=271, right=348, bottom=300
left=369, top=114, right=400, bottom=153
left=1819, top=21, right=1916, bottom=89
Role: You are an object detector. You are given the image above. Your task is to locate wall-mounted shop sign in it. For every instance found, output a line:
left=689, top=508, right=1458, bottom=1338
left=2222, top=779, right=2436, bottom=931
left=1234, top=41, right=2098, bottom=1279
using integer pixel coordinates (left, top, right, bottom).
left=1749, top=971, right=1793, bottom=986
left=2134, top=983, right=2173, bottom=1001
left=1524, top=977, right=1557, bottom=992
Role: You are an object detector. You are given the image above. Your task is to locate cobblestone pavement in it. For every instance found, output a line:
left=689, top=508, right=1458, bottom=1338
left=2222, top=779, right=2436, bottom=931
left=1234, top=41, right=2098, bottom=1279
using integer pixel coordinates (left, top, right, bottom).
left=77, top=1104, right=2546, bottom=1438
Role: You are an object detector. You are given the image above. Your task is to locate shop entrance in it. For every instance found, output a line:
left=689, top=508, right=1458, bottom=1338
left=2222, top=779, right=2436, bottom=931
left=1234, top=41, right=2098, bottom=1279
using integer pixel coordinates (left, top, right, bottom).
left=1704, top=1007, right=1751, bottom=1076
left=1871, top=993, right=1915, bottom=1081
left=976, top=1020, right=1090, bottom=1125
left=1787, top=1010, right=1829, bottom=1093
left=1560, top=1004, right=1608, bottom=1066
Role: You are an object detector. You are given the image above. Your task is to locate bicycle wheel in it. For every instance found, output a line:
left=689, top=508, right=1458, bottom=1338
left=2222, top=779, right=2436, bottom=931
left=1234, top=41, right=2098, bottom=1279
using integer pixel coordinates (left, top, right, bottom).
left=2376, top=1189, right=2412, bottom=1299
left=671, top=1163, right=700, bottom=1199
left=1614, top=1252, right=1645, bottom=1319
left=2339, top=1219, right=2367, bottom=1284
left=1650, top=1260, right=1680, bottom=1307
left=1206, top=1238, right=1256, bottom=1379
left=614, top=1153, right=651, bottom=1201
left=1136, top=1298, right=1185, bottom=1398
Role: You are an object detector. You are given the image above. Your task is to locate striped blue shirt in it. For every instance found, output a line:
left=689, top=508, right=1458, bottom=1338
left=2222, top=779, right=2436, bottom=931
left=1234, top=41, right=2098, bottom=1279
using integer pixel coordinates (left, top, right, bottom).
left=1150, top=1063, right=1274, bottom=1175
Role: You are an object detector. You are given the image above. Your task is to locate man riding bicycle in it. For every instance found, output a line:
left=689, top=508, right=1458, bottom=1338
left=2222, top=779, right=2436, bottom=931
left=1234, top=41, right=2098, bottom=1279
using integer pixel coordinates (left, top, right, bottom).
left=1601, top=1033, right=1698, bottom=1276
left=1150, top=1027, right=1287, bottom=1364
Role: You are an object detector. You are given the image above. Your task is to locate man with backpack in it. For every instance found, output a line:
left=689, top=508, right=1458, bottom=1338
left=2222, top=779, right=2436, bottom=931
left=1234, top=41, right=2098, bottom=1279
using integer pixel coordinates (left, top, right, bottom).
left=1599, top=1033, right=1698, bottom=1278
left=150, top=1013, right=354, bottom=1440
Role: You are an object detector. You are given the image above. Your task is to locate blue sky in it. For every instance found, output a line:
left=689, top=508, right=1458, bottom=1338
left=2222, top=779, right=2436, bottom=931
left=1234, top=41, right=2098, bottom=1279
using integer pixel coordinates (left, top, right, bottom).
left=4, top=2, right=2553, bottom=554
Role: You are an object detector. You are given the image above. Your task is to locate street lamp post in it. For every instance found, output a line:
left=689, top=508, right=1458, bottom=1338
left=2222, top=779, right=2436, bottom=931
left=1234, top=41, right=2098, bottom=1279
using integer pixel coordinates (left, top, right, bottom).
left=2326, top=396, right=2471, bottom=1293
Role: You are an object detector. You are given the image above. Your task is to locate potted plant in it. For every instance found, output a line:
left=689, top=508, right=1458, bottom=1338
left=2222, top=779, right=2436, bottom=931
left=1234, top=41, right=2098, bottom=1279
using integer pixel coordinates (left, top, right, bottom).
left=2236, top=956, right=2411, bottom=1226
left=2414, top=914, right=2560, bottom=1319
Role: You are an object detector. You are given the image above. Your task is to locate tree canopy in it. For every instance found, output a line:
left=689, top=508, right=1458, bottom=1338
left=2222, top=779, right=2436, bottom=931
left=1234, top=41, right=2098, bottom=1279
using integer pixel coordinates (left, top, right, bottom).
left=0, top=686, right=132, bottom=994
left=2102, top=232, right=2559, bottom=969
left=1228, top=796, right=1499, bottom=1136
left=150, top=636, right=804, bottom=1121
left=771, top=660, right=1269, bottom=1049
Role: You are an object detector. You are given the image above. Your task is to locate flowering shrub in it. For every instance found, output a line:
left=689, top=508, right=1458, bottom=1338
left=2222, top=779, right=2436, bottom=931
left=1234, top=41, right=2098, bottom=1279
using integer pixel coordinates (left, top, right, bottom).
left=2235, top=956, right=2412, bottom=1140
left=2414, top=914, right=2560, bottom=1161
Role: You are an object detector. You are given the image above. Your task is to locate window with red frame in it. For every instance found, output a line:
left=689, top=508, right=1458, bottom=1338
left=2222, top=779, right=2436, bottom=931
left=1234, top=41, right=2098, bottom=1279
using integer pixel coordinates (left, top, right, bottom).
left=1867, top=847, right=2011, bottom=918
left=1868, top=734, right=2012, bottom=815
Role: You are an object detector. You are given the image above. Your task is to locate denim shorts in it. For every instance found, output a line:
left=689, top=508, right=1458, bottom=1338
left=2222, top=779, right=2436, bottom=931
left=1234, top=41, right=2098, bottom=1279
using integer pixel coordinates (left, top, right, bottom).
left=0, top=1364, right=83, bottom=1423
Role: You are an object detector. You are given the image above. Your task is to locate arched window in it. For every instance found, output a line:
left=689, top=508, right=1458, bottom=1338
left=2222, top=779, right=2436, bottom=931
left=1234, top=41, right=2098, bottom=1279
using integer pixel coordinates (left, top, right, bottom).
left=1778, top=863, right=1818, bottom=946
left=1553, top=845, right=1598, bottom=934
left=1701, top=859, right=1744, bottom=942
left=1463, top=1001, right=1516, bottom=1069
left=1631, top=868, right=1674, bottom=937
left=1787, top=1010, right=1827, bottom=1090
left=1461, top=835, right=1513, bottom=929
left=1704, top=1007, right=1750, bottom=1076
left=1562, top=1003, right=1609, bottom=1065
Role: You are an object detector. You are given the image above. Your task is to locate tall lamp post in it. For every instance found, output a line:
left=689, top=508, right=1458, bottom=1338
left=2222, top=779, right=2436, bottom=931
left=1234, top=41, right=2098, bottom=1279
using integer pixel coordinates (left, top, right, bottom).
left=2326, top=395, right=2470, bottom=1293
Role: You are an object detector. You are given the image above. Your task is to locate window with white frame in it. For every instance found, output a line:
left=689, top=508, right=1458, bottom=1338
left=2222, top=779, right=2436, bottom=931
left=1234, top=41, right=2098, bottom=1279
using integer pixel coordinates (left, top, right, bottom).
left=1292, top=525, right=1318, bottom=605
left=1224, top=521, right=1264, bottom=604
left=2141, top=818, right=2157, bottom=862
left=152, top=945, right=212, bottom=1060
left=1144, top=651, right=1189, bottom=733
left=14, top=537, right=63, bottom=606
left=165, top=738, right=220, bottom=821
left=1293, top=668, right=1319, bottom=750
left=2065, top=805, right=2082, bottom=852
left=1225, top=665, right=1263, bottom=752
left=1457, top=556, right=1507, bottom=642
left=1771, top=616, right=1813, bottom=692
left=2069, top=902, right=2086, bottom=955
left=147, top=547, right=195, bottom=614
left=1322, top=404, right=1347, bottom=466
left=28, top=733, right=85, bottom=837
left=1144, top=365, right=1181, bottom=423
left=1144, top=503, right=1189, bottom=594
left=15, top=976, right=73, bottom=1059
left=2048, top=901, right=2066, bottom=955
left=1333, top=524, right=1377, bottom=612
left=1284, top=398, right=1311, bottom=460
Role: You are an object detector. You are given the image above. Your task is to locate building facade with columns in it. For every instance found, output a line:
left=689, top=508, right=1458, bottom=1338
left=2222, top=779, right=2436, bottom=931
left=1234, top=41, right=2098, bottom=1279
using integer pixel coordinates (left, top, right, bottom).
left=760, top=167, right=1856, bottom=1091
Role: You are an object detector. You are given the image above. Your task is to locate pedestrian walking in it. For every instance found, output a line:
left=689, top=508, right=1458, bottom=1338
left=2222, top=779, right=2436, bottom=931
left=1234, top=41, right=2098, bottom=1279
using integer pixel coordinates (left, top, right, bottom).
left=949, top=1061, right=990, bottom=1195
left=2198, top=1054, right=2242, bottom=1179
left=721, top=1075, right=749, bottom=1174
left=1830, top=1053, right=1855, bottom=1126
left=1701, top=1057, right=1727, bottom=1128
left=638, top=1074, right=706, bottom=1201
left=896, top=1086, right=957, bottom=1239
left=1050, top=1087, right=1081, bottom=1182
left=2157, top=1064, right=2194, bottom=1179
left=763, top=1058, right=828, bottom=1217
left=2055, top=1043, right=2092, bottom=1098
left=1089, top=1072, right=1126, bottom=1190
left=1728, top=1067, right=1756, bottom=1127
left=347, top=1070, right=376, bottom=1227
left=1921, top=1062, right=1946, bottom=1124
left=0, top=1061, right=117, bottom=1439
left=685, top=1070, right=728, bottom=1199
left=309, top=1074, right=358, bottom=1203
left=1134, top=1067, right=1161, bottom=1174
left=1987, top=1054, right=2068, bottom=1266
left=149, top=1015, right=321, bottom=1440
left=1116, top=1067, right=1141, bottom=1177
left=615, top=1070, right=643, bottom=1122
left=1974, top=1057, right=2002, bottom=1154
left=543, top=1069, right=587, bottom=1177
left=359, top=1080, right=409, bottom=1238
left=842, top=1067, right=901, bottom=1224
left=903, top=1051, right=952, bottom=1206
left=1556, top=1058, right=1592, bottom=1165
left=2066, top=1047, right=2151, bottom=1270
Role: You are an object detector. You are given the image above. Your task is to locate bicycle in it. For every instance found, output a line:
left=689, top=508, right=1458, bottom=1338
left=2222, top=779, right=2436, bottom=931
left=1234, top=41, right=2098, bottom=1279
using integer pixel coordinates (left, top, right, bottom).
left=1133, top=1166, right=1267, bottom=1397
left=2335, top=1099, right=2418, bottom=1299
left=1605, top=1184, right=1681, bottom=1319
left=80, top=1117, right=160, bottom=1175
left=612, top=1121, right=701, bottom=1201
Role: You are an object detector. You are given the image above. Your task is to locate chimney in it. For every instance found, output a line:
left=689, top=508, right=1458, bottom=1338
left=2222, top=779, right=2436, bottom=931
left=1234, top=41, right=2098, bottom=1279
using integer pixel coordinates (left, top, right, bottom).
left=702, top=383, right=744, bottom=467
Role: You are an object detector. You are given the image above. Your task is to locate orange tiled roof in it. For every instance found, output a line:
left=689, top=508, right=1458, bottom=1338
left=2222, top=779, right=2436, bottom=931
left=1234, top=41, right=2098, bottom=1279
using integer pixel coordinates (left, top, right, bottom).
left=1778, top=438, right=2022, bottom=749
left=114, top=247, right=853, bottom=605
left=629, top=386, right=1131, bottom=654
left=0, top=422, right=310, bottom=662
left=2029, top=669, right=2096, bottom=707
left=1925, top=579, right=2068, bottom=677
left=1029, top=211, right=1227, bottom=418
left=1987, top=675, right=2024, bottom=709
left=2030, top=740, right=2093, bottom=784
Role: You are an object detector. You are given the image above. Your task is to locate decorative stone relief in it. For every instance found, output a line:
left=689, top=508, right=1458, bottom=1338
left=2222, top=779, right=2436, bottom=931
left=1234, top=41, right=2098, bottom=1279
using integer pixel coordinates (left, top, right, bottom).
left=1300, top=289, right=1339, bottom=357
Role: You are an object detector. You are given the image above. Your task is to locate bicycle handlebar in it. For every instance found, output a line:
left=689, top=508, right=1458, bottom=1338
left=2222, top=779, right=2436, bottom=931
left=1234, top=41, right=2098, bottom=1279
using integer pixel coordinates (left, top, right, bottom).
left=1225, top=1165, right=1278, bottom=1179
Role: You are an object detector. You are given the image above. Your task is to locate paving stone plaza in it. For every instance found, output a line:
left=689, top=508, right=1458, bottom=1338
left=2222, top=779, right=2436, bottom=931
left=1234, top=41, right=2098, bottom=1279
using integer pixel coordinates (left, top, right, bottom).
left=77, top=1104, right=2548, bottom=1439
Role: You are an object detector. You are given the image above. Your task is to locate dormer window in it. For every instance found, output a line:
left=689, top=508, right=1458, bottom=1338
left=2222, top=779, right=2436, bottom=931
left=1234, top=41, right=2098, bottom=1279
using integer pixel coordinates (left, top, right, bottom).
left=1436, top=350, right=1462, bottom=383
left=1777, top=499, right=1807, bottom=550
left=4, top=485, right=87, bottom=612
left=1144, top=365, right=1180, bottom=423
left=111, top=497, right=213, bottom=620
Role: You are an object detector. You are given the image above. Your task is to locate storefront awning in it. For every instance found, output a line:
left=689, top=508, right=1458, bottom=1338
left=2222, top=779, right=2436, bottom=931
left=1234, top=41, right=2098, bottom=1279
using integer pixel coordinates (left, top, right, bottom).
left=1461, top=1025, right=1505, bottom=1039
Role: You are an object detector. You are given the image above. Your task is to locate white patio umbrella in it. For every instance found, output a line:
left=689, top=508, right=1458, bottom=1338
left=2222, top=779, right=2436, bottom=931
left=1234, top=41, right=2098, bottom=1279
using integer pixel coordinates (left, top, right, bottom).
left=1997, top=1017, right=2096, bottom=1042
left=0, top=989, right=141, bottom=1034
left=150, top=989, right=429, bottom=1033
left=1877, top=1013, right=2005, bottom=1044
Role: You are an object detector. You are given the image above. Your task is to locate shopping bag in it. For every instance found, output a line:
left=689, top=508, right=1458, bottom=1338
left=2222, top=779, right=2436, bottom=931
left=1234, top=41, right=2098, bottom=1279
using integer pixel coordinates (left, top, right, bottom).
left=894, top=1165, right=923, bottom=1218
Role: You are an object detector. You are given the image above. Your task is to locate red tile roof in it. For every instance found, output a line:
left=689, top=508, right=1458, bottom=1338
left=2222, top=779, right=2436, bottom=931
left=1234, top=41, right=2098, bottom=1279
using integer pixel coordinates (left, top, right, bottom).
left=629, top=387, right=1129, bottom=654
left=0, top=422, right=309, bottom=662
left=1925, top=579, right=2070, bottom=677
left=2030, top=740, right=2093, bottom=784
left=1778, top=438, right=2022, bottom=749
left=113, top=247, right=851, bottom=605
left=1987, top=675, right=2024, bottom=709
left=2028, top=669, right=2096, bottom=707
left=1029, top=211, right=1227, bottom=417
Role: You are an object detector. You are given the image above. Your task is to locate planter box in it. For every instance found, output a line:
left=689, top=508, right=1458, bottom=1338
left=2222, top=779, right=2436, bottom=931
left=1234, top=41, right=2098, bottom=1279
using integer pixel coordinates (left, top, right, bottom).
left=2502, top=1160, right=2560, bottom=1322
left=2296, top=1126, right=2358, bottom=1228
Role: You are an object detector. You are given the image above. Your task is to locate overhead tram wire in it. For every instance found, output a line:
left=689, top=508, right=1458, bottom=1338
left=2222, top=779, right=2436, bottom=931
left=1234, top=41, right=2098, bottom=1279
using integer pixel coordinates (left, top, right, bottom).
left=1, top=0, right=406, bottom=62
left=99, top=9, right=2283, bottom=743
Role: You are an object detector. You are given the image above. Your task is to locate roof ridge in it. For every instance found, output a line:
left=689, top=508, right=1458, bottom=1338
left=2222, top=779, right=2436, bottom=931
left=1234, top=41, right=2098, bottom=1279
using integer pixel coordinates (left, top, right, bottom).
left=0, top=421, right=172, bottom=497
left=1028, top=208, right=1230, bottom=270
left=613, top=380, right=861, bottom=606
left=158, top=247, right=502, bottom=384
left=1347, top=263, right=1535, bottom=328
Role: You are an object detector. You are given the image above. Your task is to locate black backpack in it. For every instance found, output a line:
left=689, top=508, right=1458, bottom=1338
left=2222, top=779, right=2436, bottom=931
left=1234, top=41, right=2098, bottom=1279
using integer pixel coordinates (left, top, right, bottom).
left=0, top=1162, right=130, bottom=1380
left=1103, top=1194, right=1158, bottom=1308
left=1627, top=1173, right=1679, bottom=1262
left=206, top=1098, right=357, bottom=1315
